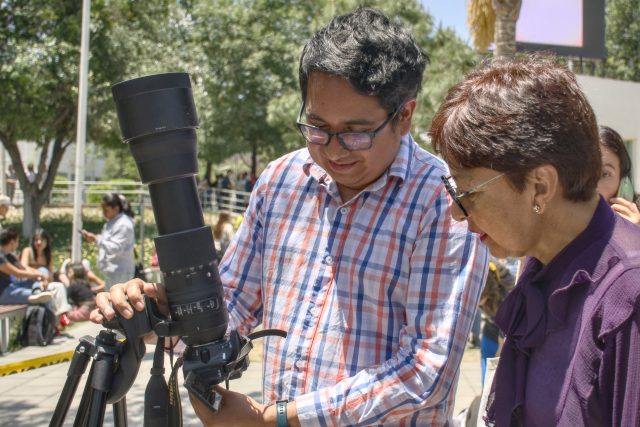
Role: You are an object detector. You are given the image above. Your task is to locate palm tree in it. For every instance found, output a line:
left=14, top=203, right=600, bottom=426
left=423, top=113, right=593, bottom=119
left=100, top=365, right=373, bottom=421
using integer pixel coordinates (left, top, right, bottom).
left=468, top=0, right=522, bottom=57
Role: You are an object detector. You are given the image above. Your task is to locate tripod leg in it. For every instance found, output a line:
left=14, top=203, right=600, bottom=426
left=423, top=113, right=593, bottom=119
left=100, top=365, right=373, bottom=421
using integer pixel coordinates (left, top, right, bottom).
left=87, top=389, right=108, bottom=427
left=49, top=342, right=93, bottom=427
left=73, top=366, right=96, bottom=427
left=114, top=397, right=128, bottom=427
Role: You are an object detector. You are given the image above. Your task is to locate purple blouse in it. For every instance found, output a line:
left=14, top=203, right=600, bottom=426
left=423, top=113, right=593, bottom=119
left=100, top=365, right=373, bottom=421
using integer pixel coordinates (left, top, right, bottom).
left=486, top=198, right=640, bottom=426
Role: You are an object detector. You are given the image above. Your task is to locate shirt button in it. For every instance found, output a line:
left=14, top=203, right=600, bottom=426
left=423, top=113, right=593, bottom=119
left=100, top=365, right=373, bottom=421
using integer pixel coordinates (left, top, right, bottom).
left=325, top=255, right=333, bottom=265
left=295, top=359, right=304, bottom=369
left=340, top=207, right=349, bottom=215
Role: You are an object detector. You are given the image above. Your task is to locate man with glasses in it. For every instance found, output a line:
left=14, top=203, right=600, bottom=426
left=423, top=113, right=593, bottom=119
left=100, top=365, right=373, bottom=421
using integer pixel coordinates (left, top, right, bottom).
left=96, top=7, right=488, bottom=426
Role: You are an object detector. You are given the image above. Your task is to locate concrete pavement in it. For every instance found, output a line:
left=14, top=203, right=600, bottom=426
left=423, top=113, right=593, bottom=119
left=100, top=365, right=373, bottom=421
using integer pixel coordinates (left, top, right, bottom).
left=0, top=321, right=482, bottom=425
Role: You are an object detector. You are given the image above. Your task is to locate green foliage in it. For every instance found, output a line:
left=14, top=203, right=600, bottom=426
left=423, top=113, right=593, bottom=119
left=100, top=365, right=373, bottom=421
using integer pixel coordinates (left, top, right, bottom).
left=85, top=179, right=140, bottom=204
left=190, top=0, right=318, bottom=165
left=1, top=0, right=477, bottom=199
left=0, top=0, right=178, bottom=235
left=604, top=0, right=640, bottom=81
left=100, top=145, right=141, bottom=181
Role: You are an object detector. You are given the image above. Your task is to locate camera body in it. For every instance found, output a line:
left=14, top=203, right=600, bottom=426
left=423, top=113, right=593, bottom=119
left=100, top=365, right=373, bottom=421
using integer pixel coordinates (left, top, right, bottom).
left=183, top=330, right=249, bottom=408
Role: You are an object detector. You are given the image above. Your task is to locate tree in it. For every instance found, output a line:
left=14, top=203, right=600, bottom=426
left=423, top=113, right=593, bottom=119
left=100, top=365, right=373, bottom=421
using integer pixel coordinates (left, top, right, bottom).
left=0, top=0, right=177, bottom=236
left=188, top=0, right=318, bottom=177
left=467, top=0, right=521, bottom=57
left=603, top=0, right=640, bottom=81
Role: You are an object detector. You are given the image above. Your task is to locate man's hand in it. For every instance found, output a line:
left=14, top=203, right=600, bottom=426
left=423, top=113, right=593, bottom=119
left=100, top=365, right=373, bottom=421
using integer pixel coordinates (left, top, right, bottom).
left=190, top=386, right=267, bottom=427
left=610, top=197, right=640, bottom=225
left=190, top=386, right=301, bottom=427
left=90, top=278, right=169, bottom=323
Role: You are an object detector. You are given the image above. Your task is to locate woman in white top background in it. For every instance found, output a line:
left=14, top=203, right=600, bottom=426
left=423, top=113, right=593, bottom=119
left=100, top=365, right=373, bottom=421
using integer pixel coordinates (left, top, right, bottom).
left=81, top=193, right=136, bottom=289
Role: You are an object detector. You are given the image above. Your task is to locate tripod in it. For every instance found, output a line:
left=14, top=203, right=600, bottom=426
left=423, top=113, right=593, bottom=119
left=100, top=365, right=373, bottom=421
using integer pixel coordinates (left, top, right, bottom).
left=50, top=330, right=129, bottom=427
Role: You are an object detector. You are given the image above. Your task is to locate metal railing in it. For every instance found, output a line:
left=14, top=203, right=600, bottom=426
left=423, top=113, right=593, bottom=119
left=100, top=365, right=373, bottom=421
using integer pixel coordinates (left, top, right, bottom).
left=42, top=180, right=250, bottom=214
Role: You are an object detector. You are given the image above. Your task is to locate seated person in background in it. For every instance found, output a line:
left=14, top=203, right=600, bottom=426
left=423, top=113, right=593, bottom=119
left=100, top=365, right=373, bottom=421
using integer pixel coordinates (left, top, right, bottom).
left=64, top=262, right=96, bottom=323
left=58, top=257, right=105, bottom=293
left=0, top=228, right=52, bottom=305
left=20, top=228, right=54, bottom=277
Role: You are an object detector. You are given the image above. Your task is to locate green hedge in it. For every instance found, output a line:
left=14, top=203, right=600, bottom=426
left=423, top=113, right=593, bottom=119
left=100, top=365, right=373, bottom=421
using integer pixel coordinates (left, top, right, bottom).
left=85, top=179, right=141, bottom=205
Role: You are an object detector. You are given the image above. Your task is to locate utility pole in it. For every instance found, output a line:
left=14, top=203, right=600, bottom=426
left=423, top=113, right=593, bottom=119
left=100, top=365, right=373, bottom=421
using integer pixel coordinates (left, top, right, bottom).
left=71, top=0, right=91, bottom=262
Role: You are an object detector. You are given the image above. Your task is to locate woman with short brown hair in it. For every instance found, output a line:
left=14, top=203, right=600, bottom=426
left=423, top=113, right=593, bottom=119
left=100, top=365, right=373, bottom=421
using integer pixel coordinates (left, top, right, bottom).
left=431, top=56, right=640, bottom=426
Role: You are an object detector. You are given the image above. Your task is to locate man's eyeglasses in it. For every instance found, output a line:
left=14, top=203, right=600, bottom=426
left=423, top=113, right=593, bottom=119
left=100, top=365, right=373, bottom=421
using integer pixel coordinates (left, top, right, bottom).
left=296, top=102, right=401, bottom=151
left=440, top=173, right=505, bottom=217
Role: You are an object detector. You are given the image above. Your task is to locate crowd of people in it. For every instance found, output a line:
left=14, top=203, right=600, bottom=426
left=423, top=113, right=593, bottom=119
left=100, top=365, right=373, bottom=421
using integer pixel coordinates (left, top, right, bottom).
left=1, top=5, right=639, bottom=426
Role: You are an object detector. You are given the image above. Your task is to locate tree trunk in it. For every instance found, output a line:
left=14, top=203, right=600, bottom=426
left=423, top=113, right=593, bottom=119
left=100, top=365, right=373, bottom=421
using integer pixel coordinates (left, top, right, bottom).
left=21, top=189, right=44, bottom=237
left=204, top=160, right=213, bottom=185
left=493, top=0, right=521, bottom=58
left=251, top=143, right=257, bottom=178
left=2, top=134, right=69, bottom=238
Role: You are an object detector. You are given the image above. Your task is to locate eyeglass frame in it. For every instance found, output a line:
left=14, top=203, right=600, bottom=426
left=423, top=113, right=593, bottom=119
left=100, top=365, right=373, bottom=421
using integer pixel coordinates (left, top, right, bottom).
left=440, top=173, right=505, bottom=217
left=296, top=101, right=402, bottom=151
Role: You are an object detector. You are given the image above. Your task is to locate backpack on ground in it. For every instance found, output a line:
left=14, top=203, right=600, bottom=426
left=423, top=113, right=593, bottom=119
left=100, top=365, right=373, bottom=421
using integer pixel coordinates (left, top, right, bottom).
left=20, top=305, right=56, bottom=347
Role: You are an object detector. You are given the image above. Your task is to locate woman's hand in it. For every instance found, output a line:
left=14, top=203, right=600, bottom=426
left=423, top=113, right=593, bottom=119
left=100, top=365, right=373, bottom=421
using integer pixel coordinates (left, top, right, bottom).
left=90, top=278, right=169, bottom=324
left=610, top=197, right=640, bottom=225
left=81, top=229, right=97, bottom=243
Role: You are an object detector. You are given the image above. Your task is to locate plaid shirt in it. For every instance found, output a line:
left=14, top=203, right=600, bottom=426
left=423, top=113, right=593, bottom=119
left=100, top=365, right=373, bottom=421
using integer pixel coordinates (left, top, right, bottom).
left=220, top=135, right=488, bottom=426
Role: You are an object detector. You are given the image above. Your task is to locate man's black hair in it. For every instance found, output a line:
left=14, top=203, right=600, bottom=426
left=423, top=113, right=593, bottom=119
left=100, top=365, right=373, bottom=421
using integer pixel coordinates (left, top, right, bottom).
left=299, top=7, right=428, bottom=113
left=0, top=228, right=19, bottom=246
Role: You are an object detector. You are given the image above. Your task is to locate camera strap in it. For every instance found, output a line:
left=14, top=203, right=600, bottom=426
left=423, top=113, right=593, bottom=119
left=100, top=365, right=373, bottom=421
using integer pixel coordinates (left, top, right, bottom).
left=144, top=339, right=183, bottom=427
left=168, top=351, right=184, bottom=426
left=224, top=329, right=287, bottom=374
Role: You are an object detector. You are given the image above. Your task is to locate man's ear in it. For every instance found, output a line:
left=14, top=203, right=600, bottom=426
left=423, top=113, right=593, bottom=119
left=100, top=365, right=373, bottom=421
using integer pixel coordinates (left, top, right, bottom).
left=530, top=165, right=559, bottom=214
left=397, top=99, right=417, bottom=136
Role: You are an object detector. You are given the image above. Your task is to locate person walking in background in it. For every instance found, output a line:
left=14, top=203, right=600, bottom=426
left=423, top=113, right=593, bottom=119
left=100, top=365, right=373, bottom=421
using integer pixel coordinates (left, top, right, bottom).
left=26, top=163, right=36, bottom=184
left=431, top=55, right=640, bottom=426
left=81, top=193, right=135, bottom=290
left=212, top=211, right=235, bottom=262
left=94, top=8, right=489, bottom=425
left=597, top=125, right=640, bottom=225
left=20, top=228, right=54, bottom=276
left=0, top=195, right=11, bottom=229
left=5, top=165, right=16, bottom=203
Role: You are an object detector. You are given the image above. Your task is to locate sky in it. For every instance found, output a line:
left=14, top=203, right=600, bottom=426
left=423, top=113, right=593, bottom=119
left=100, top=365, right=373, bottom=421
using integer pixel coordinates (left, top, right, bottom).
left=420, top=0, right=471, bottom=44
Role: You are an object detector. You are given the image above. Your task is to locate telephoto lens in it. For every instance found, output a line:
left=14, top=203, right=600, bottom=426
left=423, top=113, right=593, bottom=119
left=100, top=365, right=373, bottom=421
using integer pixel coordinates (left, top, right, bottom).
left=111, top=72, right=228, bottom=346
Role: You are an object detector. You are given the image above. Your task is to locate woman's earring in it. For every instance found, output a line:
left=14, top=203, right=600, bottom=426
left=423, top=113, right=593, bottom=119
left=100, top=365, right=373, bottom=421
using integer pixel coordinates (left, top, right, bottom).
left=533, top=204, right=541, bottom=214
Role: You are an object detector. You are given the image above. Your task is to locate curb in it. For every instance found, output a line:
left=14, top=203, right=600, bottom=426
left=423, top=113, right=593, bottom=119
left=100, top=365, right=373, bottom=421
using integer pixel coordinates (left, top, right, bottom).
left=0, top=350, right=74, bottom=376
